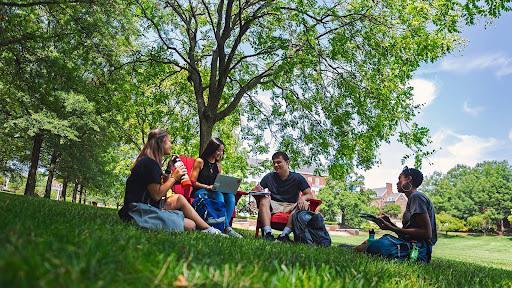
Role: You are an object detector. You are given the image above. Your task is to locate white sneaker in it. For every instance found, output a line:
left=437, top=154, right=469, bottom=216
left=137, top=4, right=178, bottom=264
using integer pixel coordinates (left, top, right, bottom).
left=202, top=227, right=228, bottom=236
left=225, top=227, right=243, bottom=238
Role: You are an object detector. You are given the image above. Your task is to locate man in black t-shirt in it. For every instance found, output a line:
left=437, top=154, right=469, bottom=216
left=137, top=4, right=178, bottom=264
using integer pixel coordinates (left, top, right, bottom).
left=253, top=151, right=314, bottom=242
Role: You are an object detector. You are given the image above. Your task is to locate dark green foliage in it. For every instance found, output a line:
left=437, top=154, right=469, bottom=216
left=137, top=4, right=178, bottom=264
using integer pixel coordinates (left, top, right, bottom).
left=382, top=204, right=402, bottom=218
left=423, top=161, right=512, bottom=232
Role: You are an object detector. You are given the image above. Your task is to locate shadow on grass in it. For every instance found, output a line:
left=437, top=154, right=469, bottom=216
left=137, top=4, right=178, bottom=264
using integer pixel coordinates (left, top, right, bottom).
left=1, top=192, right=512, bottom=288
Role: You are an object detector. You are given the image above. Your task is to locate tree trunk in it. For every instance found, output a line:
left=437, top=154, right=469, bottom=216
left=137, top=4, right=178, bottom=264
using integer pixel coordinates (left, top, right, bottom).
left=24, top=133, right=43, bottom=196
left=497, top=219, right=504, bottom=235
left=61, top=178, right=68, bottom=201
left=83, top=189, right=86, bottom=204
left=199, top=117, right=214, bottom=154
left=72, top=181, right=79, bottom=203
left=44, top=150, right=59, bottom=199
left=78, top=185, right=83, bottom=203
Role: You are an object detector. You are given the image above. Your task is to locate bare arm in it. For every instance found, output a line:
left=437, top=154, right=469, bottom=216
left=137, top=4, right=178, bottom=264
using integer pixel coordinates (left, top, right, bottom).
left=297, top=187, right=314, bottom=210
left=146, top=166, right=185, bottom=201
left=384, top=213, right=432, bottom=241
left=190, top=158, right=212, bottom=190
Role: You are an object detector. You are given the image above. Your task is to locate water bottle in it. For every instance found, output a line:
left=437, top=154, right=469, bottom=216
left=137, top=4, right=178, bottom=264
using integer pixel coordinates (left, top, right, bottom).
left=409, top=241, right=419, bottom=261
left=171, top=155, right=192, bottom=189
left=368, top=229, right=376, bottom=245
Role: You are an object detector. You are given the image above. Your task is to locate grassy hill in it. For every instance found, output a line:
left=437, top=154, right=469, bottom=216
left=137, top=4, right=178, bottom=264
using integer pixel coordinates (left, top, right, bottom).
left=1, top=193, right=511, bottom=287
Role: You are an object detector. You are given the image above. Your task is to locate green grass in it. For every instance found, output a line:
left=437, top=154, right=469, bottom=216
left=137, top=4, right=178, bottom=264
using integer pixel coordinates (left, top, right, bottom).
left=1, top=193, right=511, bottom=288
left=332, top=233, right=512, bottom=271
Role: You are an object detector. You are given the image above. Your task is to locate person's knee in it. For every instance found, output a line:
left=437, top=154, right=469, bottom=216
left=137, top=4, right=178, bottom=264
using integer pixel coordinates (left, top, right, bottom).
left=259, top=197, right=270, bottom=207
left=225, top=193, right=235, bottom=205
left=209, top=191, right=224, bottom=202
left=176, top=194, right=186, bottom=203
left=184, top=219, right=196, bottom=231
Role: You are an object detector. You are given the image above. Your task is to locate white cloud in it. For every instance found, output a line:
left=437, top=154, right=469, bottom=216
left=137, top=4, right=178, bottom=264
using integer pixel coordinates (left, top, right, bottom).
left=509, top=129, right=512, bottom=142
left=463, top=101, right=484, bottom=116
left=440, top=53, right=512, bottom=76
left=409, top=78, right=437, bottom=107
left=362, top=129, right=501, bottom=189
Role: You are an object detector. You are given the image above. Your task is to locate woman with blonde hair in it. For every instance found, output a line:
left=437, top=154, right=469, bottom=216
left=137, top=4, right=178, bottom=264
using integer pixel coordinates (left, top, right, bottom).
left=119, top=128, right=224, bottom=235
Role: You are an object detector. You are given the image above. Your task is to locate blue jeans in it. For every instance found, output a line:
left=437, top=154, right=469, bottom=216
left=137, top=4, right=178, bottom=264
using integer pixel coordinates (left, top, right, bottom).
left=366, top=234, right=432, bottom=263
left=195, top=189, right=236, bottom=228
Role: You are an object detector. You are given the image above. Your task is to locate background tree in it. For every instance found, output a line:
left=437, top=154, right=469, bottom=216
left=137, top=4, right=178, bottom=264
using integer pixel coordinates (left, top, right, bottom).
left=424, top=161, right=512, bottom=233
left=436, top=212, right=467, bottom=235
left=382, top=203, right=402, bottom=218
left=318, top=176, right=377, bottom=228
left=0, top=1, right=139, bottom=197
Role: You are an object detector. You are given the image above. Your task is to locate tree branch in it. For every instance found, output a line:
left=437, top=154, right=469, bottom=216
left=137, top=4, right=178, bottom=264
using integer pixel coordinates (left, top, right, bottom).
left=216, top=59, right=279, bottom=121
left=0, top=0, right=87, bottom=7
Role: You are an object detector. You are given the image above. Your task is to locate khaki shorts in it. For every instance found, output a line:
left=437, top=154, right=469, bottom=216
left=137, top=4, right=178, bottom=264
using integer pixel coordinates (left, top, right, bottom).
left=270, top=200, right=296, bottom=214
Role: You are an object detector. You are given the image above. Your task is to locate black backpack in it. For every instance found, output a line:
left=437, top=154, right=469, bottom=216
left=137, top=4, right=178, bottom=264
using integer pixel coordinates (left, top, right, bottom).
left=292, top=210, right=331, bottom=247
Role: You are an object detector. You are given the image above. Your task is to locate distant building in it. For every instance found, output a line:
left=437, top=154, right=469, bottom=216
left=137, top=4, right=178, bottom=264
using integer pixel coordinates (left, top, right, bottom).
left=370, top=183, right=407, bottom=214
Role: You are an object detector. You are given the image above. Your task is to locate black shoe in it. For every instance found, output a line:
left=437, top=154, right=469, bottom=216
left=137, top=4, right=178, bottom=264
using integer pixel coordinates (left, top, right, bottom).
left=277, top=234, right=293, bottom=243
left=264, top=232, right=275, bottom=241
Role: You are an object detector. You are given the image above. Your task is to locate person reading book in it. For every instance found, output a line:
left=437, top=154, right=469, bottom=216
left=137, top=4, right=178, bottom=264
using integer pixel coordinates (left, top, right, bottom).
left=353, top=167, right=437, bottom=263
left=253, top=151, right=315, bottom=242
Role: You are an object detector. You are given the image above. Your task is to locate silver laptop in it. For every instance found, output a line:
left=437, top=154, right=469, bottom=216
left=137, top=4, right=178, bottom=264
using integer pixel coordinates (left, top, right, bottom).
left=212, top=174, right=242, bottom=193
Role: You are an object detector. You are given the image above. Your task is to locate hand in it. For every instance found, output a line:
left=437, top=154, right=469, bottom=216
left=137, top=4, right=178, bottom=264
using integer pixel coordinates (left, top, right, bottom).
left=296, top=197, right=309, bottom=211
left=253, top=183, right=263, bottom=192
left=376, top=218, right=395, bottom=231
left=161, top=174, right=170, bottom=184
left=171, top=165, right=186, bottom=181
left=206, top=185, right=214, bottom=190
left=166, top=159, right=174, bottom=171
left=379, top=214, right=392, bottom=224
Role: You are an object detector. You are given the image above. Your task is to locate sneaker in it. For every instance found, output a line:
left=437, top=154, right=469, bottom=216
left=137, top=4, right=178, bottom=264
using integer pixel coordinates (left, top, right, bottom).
left=263, top=232, right=275, bottom=241
left=202, top=227, right=228, bottom=236
left=225, top=227, right=243, bottom=238
left=276, top=234, right=293, bottom=243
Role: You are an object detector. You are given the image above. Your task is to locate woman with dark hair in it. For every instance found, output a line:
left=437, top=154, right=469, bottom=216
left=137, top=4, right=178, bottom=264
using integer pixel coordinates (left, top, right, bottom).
left=119, top=129, right=225, bottom=235
left=353, top=166, right=437, bottom=263
left=190, top=138, right=243, bottom=238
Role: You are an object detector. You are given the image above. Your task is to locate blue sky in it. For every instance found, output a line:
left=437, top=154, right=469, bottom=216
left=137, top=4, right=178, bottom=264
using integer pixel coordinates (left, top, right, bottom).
left=363, top=14, right=512, bottom=188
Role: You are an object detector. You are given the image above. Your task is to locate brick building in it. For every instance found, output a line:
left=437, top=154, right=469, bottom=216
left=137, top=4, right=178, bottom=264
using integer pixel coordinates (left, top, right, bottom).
left=370, top=183, right=408, bottom=215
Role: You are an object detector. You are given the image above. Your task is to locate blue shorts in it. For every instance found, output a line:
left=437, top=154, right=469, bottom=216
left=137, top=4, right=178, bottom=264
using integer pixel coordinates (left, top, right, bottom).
left=366, top=234, right=432, bottom=263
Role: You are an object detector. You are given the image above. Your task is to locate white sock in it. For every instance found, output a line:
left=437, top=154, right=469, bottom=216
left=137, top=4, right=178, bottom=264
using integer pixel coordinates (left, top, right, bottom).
left=280, top=227, right=292, bottom=236
left=263, top=226, right=272, bottom=234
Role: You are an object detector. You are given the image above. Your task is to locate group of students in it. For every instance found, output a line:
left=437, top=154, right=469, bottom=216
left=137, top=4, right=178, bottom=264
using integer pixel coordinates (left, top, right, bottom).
left=119, top=128, right=437, bottom=263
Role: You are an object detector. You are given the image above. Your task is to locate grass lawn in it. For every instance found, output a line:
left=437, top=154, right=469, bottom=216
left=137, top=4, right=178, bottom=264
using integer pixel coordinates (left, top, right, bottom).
left=332, top=233, right=512, bottom=271
left=1, top=193, right=511, bottom=287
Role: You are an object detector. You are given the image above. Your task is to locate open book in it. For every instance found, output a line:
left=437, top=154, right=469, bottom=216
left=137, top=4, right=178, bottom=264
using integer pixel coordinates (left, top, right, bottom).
left=359, top=213, right=385, bottom=226
left=248, top=188, right=271, bottom=196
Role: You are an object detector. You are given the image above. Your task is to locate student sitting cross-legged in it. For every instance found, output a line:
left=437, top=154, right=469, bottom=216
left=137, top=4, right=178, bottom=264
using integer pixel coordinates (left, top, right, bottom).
left=190, top=138, right=243, bottom=238
left=254, top=151, right=315, bottom=242
left=118, top=128, right=225, bottom=236
left=354, top=167, right=437, bottom=263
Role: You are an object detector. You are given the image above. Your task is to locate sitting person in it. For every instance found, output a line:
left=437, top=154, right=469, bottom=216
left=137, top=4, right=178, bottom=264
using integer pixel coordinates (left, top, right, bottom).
left=354, top=167, right=437, bottom=263
left=253, top=151, right=315, bottom=242
left=118, top=128, right=224, bottom=235
left=190, top=138, right=243, bottom=238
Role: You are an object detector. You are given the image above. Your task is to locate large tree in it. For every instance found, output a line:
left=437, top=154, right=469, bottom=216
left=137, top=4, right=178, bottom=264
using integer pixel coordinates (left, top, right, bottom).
left=0, top=1, right=138, bottom=196
left=132, top=0, right=511, bottom=177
